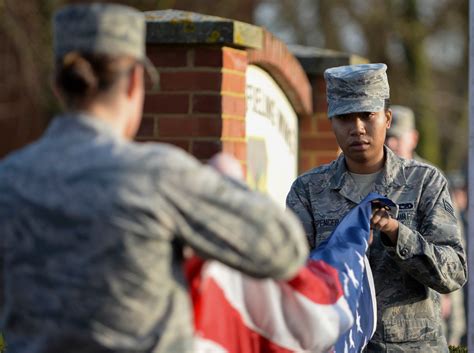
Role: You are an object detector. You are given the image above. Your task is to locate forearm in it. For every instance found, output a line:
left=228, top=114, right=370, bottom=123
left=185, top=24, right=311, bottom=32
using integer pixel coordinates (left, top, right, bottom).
left=381, top=223, right=466, bottom=293
left=189, top=196, right=308, bottom=279
left=165, top=164, right=308, bottom=280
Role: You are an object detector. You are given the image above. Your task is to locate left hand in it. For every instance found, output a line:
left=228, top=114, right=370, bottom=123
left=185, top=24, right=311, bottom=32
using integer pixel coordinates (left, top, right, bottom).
left=371, top=205, right=399, bottom=245
left=440, top=294, right=452, bottom=319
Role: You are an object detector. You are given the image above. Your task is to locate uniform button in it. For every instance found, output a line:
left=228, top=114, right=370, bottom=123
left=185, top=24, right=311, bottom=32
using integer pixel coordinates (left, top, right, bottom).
left=400, top=248, right=408, bottom=256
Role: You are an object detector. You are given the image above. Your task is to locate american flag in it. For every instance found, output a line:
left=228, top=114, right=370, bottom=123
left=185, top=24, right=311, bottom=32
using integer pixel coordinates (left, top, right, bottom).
left=187, top=193, right=396, bottom=353
left=309, top=193, right=397, bottom=352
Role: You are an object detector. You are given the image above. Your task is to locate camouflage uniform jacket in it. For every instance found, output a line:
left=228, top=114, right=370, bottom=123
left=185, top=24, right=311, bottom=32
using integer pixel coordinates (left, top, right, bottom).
left=286, top=147, right=467, bottom=353
left=0, top=113, right=307, bottom=353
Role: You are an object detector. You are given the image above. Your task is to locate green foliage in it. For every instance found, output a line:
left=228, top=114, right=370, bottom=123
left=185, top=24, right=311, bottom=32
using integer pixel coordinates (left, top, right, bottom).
left=449, top=345, right=468, bottom=353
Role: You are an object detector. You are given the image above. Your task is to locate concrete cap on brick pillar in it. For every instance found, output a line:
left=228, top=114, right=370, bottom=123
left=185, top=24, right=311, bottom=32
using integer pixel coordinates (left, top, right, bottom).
left=289, top=45, right=367, bottom=75
left=145, top=10, right=263, bottom=49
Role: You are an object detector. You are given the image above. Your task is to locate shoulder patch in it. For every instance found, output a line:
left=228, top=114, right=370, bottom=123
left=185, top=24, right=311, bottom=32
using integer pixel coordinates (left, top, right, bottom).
left=443, top=199, right=455, bottom=218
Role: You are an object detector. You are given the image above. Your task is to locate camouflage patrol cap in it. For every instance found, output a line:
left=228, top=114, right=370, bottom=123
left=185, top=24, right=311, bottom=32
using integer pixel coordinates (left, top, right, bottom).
left=387, top=105, right=415, bottom=137
left=54, top=3, right=158, bottom=85
left=54, top=3, right=146, bottom=60
left=324, top=63, right=389, bottom=118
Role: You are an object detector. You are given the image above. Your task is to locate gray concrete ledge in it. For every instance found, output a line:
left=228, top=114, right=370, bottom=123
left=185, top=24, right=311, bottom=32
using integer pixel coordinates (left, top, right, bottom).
left=145, top=10, right=263, bottom=49
left=289, top=45, right=367, bottom=75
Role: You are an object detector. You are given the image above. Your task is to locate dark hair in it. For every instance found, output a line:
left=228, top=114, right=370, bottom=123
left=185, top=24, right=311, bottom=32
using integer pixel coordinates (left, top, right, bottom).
left=55, top=52, right=136, bottom=107
left=384, top=99, right=390, bottom=111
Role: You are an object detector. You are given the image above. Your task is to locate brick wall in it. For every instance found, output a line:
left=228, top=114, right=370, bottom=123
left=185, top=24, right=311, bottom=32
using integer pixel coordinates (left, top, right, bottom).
left=140, top=11, right=360, bottom=179
left=139, top=32, right=316, bottom=178
left=298, top=74, right=340, bottom=173
left=138, top=43, right=343, bottom=176
left=137, top=45, right=249, bottom=173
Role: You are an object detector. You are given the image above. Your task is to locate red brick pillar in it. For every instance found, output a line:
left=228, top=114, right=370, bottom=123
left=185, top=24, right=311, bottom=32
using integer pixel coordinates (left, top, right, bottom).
left=138, top=10, right=263, bottom=176
left=139, top=45, right=247, bottom=164
left=298, top=75, right=340, bottom=173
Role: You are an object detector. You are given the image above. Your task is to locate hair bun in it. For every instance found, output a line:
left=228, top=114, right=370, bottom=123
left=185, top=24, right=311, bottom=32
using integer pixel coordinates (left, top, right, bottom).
left=58, top=52, right=98, bottom=98
left=55, top=53, right=136, bottom=107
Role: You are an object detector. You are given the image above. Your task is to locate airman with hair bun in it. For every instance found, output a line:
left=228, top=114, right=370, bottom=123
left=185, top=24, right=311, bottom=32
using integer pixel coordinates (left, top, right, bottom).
left=0, top=3, right=308, bottom=352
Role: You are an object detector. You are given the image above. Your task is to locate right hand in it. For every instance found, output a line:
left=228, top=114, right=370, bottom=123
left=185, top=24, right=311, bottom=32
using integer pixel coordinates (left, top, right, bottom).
left=370, top=203, right=399, bottom=245
left=207, top=152, right=243, bottom=181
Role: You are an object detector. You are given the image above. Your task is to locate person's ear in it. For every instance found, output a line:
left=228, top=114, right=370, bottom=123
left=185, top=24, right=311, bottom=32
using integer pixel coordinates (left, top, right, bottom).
left=412, top=130, right=419, bottom=148
left=125, top=64, right=144, bottom=100
left=385, top=109, right=392, bottom=128
left=122, top=65, right=145, bottom=139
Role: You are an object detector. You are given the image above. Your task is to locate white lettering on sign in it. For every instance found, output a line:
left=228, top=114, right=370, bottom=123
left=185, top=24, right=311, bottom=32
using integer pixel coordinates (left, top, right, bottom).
left=246, top=84, right=297, bottom=154
left=245, top=65, right=298, bottom=207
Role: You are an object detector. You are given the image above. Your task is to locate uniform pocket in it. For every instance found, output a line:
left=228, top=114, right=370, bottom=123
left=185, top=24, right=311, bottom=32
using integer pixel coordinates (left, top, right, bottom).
left=383, top=318, right=438, bottom=342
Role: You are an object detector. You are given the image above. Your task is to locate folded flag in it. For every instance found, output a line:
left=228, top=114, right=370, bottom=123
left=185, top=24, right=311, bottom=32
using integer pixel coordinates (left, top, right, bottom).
left=186, top=193, right=396, bottom=353
left=311, top=193, right=396, bottom=352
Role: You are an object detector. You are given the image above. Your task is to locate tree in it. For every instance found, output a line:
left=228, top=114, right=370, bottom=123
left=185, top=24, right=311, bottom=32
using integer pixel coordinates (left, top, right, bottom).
left=255, top=0, right=468, bottom=171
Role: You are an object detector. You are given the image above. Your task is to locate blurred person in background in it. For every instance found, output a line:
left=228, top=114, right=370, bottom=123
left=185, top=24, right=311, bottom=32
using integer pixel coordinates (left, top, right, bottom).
left=0, top=3, right=308, bottom=353
left=386, top=105, right=466, bottom=347
left=385, top=105, right=426, bottom=162
left=446, top=170, right=468, bottom=346
left=447, top=171, right=468, bottom=233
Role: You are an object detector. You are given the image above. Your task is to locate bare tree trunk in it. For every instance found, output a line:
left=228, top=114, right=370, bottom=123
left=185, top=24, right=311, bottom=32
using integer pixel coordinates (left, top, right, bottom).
left=318, top=0, right=342, bottom=50
left=0, top=0, right=57, bottom=157
left=401, top=0, right=440, bottom=165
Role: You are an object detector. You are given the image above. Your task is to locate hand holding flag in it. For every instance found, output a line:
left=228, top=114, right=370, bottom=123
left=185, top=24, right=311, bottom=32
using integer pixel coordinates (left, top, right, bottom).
left=187, top=191, right=396, bottom=353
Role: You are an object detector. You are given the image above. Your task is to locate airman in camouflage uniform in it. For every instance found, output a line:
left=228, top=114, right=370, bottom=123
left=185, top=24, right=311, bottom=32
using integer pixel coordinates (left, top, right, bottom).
left=387, top=105, right=467, bottom=346
left=287, top=64, right=467, bottom=352
left=386, top=105, right=428, bottom=163
left=0, top=4, right=308, bottom=353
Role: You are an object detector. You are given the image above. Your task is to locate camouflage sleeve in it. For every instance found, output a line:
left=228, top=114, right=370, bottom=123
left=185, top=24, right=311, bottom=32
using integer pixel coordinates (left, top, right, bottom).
left=157, top=151, right=308, bottom=280
left=382, top=169, right=467, bottom=293
left=286, top=177, right=316, bottom=249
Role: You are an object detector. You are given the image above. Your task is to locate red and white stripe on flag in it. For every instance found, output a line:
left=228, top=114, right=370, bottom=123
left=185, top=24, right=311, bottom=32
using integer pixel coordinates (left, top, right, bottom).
left=186, top=257, right=354, bottom=353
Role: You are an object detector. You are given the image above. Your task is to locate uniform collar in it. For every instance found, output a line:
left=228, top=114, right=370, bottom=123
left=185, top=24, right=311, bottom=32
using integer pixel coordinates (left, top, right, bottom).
left=380, top=146, right=407, bottom=188
left=329, top=146, right=407, bottom=193
left=45, top=111, right=123, bottom=139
